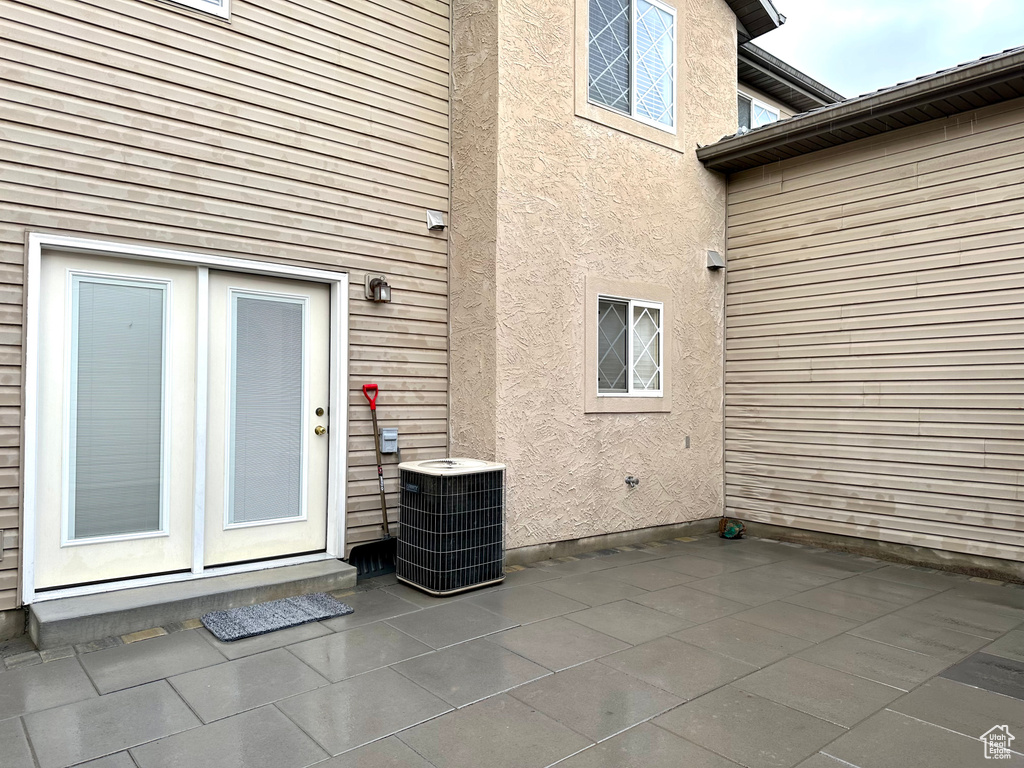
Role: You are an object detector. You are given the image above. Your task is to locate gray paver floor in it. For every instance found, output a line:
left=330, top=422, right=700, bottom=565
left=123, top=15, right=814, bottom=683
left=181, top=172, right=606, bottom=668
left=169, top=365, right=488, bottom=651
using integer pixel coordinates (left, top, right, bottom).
left=3, top=535, right=1024, bottom=767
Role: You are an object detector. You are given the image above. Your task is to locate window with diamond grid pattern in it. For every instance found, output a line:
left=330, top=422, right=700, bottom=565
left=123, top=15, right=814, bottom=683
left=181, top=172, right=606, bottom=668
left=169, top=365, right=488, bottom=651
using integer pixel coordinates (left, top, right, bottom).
left=598, top=296, right=662, bottom=395
left=737, top=92, right=780, bottom=131
left=588, top=0, right=676, bottom=129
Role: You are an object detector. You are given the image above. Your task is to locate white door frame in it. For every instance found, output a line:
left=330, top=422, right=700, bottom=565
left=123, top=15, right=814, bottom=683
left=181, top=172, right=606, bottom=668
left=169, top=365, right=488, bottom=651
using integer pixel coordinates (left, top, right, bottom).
left=23, top=233, right=349, bottom=604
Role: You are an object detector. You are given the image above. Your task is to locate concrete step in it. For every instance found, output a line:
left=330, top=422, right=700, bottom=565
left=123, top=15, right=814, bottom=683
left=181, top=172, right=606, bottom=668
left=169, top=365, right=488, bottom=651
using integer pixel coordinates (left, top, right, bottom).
left=29, top=559, right=357, bottom=649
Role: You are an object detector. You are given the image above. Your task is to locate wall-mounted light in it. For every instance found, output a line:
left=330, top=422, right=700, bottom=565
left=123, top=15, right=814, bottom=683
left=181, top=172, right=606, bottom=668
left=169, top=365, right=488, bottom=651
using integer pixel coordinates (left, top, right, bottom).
left=426, top=210, right=447, bottom=231
left=706, top=250, right=725, bottom=271
left=364, top=274, right=392, bottom=303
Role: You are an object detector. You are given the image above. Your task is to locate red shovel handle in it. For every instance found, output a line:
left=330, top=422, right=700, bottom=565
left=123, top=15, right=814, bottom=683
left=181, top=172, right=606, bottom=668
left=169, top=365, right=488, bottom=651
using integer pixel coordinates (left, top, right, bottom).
left=362, top=383, right=379, bottom=411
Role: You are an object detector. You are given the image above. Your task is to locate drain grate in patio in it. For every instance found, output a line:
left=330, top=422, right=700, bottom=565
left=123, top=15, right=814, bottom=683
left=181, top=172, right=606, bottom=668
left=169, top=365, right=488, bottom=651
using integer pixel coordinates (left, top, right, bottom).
left=201, top=593, right=354, bottom=642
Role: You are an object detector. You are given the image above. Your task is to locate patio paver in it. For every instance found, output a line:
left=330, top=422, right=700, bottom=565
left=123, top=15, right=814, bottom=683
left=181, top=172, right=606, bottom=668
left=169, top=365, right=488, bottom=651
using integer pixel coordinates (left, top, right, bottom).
left=565, top=599, right=694, bottom=644
left=537, top=574, right=648, bottom=606
left=631, top=585, right=749, bottom=624
left=0, top=656, right=97, bottom=721
left=797, top=633, right=951, bottom=691
left=889, top=675, right=1024, bottom=740
left=821, top=709, right=982, bottom=768
left=938, top=652, right=1024, bottom=701
left=130, top=705, right=328, bottom=768
left=23, top=681, right=200, bottom=768
left=391, top=638, right=550, bottom=707
left=654, top=685, right=846, bottom=768
left=555, top=722, right=742, bottom=768
left=463, top=584, right=588, bottom=624
left=599, top=562, right=698, bottom=591
left=0, top=717, right=34, bottom=768
left=321, top=590, right=422, bottom=631
left=672, top=616, right=813, bottom=668
left=4, top=534, right=1024, bottom=768
left=286, top=622, right=434, bottom=682
left=169, top=647, right=328, bottom=723
left=508, top=660, right=682, bottom=742
left=73, top=753, right=137, bottom=768
left=732, top=601, right=859, bottom=643
left=80, top=629, right=226, bottom=694
left=198, top=621, right=332, bottom=660
left=384, top=601, right=518, bottom=649
left=315, top=736, right=438, bottom=768
left=848, top=614, right=990, bottom=661
left=984, top=628, right=1024, bottom=662
left=397, top=693, right=590, bottom=768
left=600, top=636, right=756, bottom=699
left=780, top=585, right=902, bottom=623
left=828, top=573, right=941, bottom=605
left=276, top=666, right=452, bottom=756
left=485, top=616, right=630, bottom=671
left=732, top=657, right=902, bottom=727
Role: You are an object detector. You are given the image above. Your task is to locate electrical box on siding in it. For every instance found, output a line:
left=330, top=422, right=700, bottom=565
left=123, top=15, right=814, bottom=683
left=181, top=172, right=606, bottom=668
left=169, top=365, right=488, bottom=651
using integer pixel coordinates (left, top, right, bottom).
left=379, top=428, right=399, bottom=454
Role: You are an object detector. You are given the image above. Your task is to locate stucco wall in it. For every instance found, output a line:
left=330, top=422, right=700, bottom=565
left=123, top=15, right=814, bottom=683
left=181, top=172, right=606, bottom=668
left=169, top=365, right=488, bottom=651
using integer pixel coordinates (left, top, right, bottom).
left=452, top=0, right=736, bottom=549
left=450, top=0, right=499, bottom=461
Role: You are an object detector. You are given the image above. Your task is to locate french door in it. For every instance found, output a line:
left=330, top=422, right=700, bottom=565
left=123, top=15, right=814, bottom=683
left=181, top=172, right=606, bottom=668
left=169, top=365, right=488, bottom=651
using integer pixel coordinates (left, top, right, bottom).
left=203, top=271, right=330, bottom=566
left=33, top=252, right=333, bottom=591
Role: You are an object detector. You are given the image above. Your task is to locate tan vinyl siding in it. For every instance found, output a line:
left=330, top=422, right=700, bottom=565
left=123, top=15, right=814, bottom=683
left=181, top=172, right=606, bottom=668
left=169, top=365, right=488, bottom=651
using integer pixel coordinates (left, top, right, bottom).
left=0, top=0, right=451, bottom=604
left=724, top=97, right=1024, bottom=562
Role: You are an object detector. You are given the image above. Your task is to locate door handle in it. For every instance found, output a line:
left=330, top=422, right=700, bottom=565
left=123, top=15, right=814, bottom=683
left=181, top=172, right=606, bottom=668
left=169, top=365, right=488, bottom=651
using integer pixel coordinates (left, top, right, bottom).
left=315, top=425, right=327, bottom=436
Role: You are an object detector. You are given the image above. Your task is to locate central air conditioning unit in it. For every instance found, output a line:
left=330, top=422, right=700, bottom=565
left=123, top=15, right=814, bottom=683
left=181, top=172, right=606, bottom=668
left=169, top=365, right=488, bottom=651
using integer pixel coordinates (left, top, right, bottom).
left=396, top=458, right=506, bottom=596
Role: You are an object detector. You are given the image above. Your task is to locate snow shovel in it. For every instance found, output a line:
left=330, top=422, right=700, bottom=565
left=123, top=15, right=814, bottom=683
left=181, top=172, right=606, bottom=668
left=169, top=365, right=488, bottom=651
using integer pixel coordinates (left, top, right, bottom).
left=347, top=383, right=397, bottom=578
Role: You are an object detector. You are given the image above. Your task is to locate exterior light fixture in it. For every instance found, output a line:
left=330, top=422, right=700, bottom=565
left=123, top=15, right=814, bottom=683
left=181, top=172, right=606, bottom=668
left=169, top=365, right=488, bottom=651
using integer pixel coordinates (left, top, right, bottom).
left=364, top=274, right=392, bottom=303
left=706, top=250, right=725, bottom=271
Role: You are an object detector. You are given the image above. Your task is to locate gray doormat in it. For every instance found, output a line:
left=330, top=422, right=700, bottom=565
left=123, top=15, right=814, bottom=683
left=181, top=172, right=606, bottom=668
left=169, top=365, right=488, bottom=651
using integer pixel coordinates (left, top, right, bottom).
left=201, top=593, right=354, bottom=642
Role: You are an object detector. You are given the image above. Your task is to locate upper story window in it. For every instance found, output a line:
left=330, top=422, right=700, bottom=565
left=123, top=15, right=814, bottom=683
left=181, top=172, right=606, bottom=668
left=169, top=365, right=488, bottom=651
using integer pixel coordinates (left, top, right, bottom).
left=588, top=0, right=677, bottom=131
left=167, top=0, right=229, bottom=19
left=738, top=92, right=779, bottom=131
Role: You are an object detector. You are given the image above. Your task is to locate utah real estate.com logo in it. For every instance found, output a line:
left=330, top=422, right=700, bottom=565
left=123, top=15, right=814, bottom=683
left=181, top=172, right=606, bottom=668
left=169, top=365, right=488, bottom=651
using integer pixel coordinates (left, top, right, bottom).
left=981, top=725, right=1015, bottom=760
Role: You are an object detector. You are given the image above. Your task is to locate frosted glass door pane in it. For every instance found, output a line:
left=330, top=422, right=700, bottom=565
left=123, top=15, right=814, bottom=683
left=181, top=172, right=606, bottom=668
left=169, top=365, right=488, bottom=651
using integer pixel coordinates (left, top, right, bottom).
left=72, top=280, right=165, bottom=539
left=230, top=295, right=304, bottom=524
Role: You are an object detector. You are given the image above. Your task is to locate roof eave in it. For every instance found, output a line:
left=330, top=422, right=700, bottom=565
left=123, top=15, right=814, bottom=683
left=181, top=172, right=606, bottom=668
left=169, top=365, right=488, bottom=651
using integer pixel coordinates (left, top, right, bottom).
left=739, top=42, right=845, bottom=105
left=729, top=0, right=784, bottom=41
left=699, top=49, right=1024, bottom=173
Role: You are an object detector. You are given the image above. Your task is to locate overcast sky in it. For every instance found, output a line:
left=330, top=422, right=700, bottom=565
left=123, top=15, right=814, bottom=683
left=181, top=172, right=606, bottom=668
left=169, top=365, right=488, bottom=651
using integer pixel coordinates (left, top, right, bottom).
left=755, top=0, right=1024, bottom=99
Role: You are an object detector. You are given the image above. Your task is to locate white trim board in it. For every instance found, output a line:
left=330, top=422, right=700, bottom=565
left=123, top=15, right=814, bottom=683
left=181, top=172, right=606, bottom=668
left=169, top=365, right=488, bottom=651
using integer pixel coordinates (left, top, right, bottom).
left=23, top=233, right=350, bottom=604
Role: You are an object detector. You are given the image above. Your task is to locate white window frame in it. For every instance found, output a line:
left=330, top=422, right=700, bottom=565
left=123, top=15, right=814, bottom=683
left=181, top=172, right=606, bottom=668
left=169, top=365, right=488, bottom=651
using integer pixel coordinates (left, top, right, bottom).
left=588, top=0, right=677, bottom=133
left=738, top=90, right=780, bottom=130
left=597, top=294, right=664, bottom=398
left=164, top=0, right=230, bottom=20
